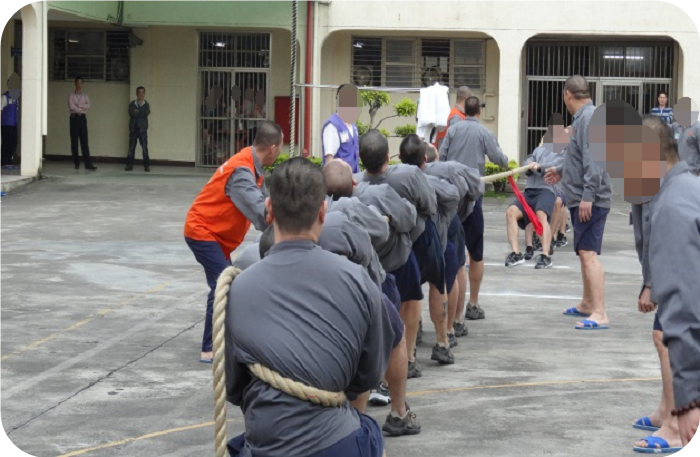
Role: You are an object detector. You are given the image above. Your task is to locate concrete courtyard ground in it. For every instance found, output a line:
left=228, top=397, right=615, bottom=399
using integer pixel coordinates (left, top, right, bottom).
left=2, top=162, right=666, bottom=456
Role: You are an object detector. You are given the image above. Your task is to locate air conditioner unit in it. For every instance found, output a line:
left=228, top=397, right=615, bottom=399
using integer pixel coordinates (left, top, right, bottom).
left=421, top=67, right=442, bottom=87
left=353, top=66, right=373, bottom=87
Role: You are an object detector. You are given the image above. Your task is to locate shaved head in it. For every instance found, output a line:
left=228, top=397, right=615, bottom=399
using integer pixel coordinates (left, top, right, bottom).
left=426, top=143, right=438, bottom=163
left=564, top=75, right=591, bottom=100
left=456, top=86, right=472, bottom=103
left=359, top=129, right=389, bottom=174
left=323, top=160, right=354, bottom=200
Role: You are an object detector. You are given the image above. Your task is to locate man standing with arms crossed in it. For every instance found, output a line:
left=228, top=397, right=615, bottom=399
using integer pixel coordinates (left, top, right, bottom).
left=545, top=75, right=612, bottom=330
left=439, top=96, right=509, bottom=320
left=68, top=76, right=97, bottom=170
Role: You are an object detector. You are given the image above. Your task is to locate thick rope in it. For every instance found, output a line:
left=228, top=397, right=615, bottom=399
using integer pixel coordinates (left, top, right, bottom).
left=481, top=165, right=533, bottom=184
left=289, top=0, right=298, bottom=157
left=248, top=364, right=346, bottom=407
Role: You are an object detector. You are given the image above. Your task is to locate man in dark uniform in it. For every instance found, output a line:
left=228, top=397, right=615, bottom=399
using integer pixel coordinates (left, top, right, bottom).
left=125, top=86, right=151, bottom=172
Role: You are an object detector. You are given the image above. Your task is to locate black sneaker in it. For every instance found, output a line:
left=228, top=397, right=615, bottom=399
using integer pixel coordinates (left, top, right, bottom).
left=465, top=303, right=485, bottom=320
left=566, top=223, right=571, bottom=233
left=74, top=164, right=80, bottom=170
left=505, top=251, right=525, bottom=267
left=431, top=344, right=455, bottom=364
left=416, top=319, right=423, bottom=345
left=556, top=235, right=568, bottom=247
left=382, top=403, right=422, bottom=436
left=448, top=332, right=457, bottom=348
left=369, top=383, right=391, bottom=406
left=85, top=164, right=97, bottom=171
left=125, top=165, right=133, bottom=171
left=533, top=234, right=542, bottom=251
left=453, top=321, right=468, bottom=337
left=144, top=167, right=151, bottom=172
left=535, top=254, right=553, bottom=269
left=407, top=359, right=422, bottom=379
left=524, top=246, right=534, bottom=260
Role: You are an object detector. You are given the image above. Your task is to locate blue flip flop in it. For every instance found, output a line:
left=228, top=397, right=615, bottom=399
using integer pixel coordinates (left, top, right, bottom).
left=563, top=307, right=591, bottom=317
left=633, top=436, right=682, bottom=453
left=633, top=417, right=660, bottom=432
left=200, top=358, right=213, bottom=364
left=575, top=319, right=609, bottom=330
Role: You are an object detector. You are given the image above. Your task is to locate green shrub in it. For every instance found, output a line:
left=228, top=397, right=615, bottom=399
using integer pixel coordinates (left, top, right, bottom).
left=394, top=124, right=416, bottom=138
left=264, top=154, right=322, bottom=173
left=356, top=120, right=370, bottom=137
left=484, top=160, right=520, bottom=193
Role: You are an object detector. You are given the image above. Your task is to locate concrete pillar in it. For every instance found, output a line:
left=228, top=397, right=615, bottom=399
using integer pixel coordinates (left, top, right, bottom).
left=310, top=2, right=323, bottom=158
left=19, top=2, right=45, bottom=178
left=491, top=30, right=532, bottom=163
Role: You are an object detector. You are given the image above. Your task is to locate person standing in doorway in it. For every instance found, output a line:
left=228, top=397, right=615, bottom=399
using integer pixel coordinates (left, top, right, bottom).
left=68, top=76, right=97, bottom=170
left=323, top=84, right=361, bottom=173
left=650, top=91, right=674, bottom=125
left=125, top=86, right=151, bottom=172
left=1, top=74, right=20, bottom=169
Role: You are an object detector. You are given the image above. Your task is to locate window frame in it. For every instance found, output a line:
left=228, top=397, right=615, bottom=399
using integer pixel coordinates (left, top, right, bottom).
left=50, top=28, right=132, bottom=83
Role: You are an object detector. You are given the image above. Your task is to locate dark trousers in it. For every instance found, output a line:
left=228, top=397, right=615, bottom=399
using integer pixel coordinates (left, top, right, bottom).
left=185, top=237, right=230, bottom=353
left=69, top=115, right=92, bottom=166
left=1, top=125, right=17, bottom=165
left=127, top=129, right=150, bottom=168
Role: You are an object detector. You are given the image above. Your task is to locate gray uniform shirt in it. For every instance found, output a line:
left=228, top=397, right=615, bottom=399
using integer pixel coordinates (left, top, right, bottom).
left=676, top=122, right=700, bottom=175
left=225, top=240, right=393, bottom=456
left=439, top=117, right=509, bottom=176
left=224, top=149, right=268, bottom=231
left=556, top=102, right=613, bottom=209
left=353, top=182, right=417, bottom=272
left=424, top=161, right=485, bottom=222
left=425, top=174, right=460, bottom=251
left=355, top=164, right=437, bottom=243
left=631, top=202, right=654, bottom=291
left=524, top=145, right=566, bottom=193
left=649, top=161, right=700, bottom=411
left=327, top=196, right=389, bottom=248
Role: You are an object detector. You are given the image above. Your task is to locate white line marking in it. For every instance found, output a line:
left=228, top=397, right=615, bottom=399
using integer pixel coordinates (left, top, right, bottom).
left=478, top=292, right=580, bottom=300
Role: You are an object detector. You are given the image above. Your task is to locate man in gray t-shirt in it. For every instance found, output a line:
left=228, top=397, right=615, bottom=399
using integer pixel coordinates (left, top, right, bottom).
left=225, top=158, right=392, bottom=456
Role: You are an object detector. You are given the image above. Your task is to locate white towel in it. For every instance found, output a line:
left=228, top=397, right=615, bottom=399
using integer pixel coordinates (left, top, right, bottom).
left=417, top=83, right=450, bottom=140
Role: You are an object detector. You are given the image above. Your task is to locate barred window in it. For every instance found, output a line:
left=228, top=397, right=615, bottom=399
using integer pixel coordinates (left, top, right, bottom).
left=351, top=37, right=486, bottom=90
left=50, top=29, right=131, bottom=82
left=199, top=32, right=270, bottom=68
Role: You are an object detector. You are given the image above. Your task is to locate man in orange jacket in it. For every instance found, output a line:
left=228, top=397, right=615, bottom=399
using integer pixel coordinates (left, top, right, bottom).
left=184, top=121, right=283, bottom=363
left=433, top=86, right=471, bottom=151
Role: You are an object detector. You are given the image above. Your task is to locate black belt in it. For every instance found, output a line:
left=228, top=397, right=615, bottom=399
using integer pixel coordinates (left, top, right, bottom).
left=70, top=113, right=86, bottom=117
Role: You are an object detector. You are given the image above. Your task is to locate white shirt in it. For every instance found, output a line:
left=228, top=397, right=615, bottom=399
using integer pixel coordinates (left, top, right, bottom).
left=322, top=122, right=356, bottom=157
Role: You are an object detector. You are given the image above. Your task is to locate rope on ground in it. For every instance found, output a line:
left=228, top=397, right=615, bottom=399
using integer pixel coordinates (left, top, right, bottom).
left=212, top=266, right=241, bottom=457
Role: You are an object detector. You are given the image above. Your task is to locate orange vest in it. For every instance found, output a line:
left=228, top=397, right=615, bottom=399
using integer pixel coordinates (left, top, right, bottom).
left=184, top=147, right=263, bottom=258
left=433, top=107, right=467, bottom=150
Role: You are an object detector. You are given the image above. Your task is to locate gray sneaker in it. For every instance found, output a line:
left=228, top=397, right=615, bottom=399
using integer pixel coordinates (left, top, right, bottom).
left=448, top=332, right=458, bottom=348
left=369, top=383, right=391, bottom=406
left=407, top=359, right=422, bottom=379
left=465, top=303, right=485, bottom=320
left=453, top=321, right=469, bottom=337
left=382, top=403, right=422, bottom=436
left=431, top=344, right=455, bottom=364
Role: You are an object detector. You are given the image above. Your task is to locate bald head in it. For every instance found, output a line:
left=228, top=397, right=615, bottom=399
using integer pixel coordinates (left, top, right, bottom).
left=564, top=75, right=591, bottom=100
left=359, top=129, right=389, bottom=174
left=456, top=86, right=472, bottom=103
left=323, top=160, right=354, bottom=200
left=426, top=143, right=438, bottom=163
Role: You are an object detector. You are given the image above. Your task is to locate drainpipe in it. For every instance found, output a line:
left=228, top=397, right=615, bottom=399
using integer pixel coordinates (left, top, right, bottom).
left=303, top=1, right=314, bottom=157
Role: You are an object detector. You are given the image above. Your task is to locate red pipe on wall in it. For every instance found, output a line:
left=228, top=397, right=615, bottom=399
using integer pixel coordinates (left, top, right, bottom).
left=303, top=0, right=313, bottom=157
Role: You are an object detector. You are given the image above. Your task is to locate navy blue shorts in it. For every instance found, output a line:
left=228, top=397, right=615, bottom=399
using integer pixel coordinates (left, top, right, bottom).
left=388, top=251, right=423, bottom=302
left=448, top=215, right=466, bottom=267
left=381, top=273, right=401, bottom=311
left=228, top=413, right=384, bottom=457
left=444, top=241, right=459, bottom=295
left=511, top=189, right=555, bottom=230
left=569, top=206, right=610, bottom=255
left=382, top=292, right=405, bottom=349
left=653, top=313, right=663, bottom=332
left=461, top=197, right=484, bottom=262
left=557, top=189, right=566, bottom=207
left=412, top=218, right=446, bottom=293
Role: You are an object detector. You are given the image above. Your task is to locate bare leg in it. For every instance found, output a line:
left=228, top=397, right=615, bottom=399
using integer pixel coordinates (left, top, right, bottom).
left=351, top=391, right=370, bottom=413
left=429, top=285, right=448, bottom=346
left=559, top=205, right=568, bottom=235
left=400, top=300, right=421, bottom=362
left=468, top=259, right=483, bottom=305
left=634, top=331, right=681, bottom=449
left=506, top=205, right=523, bottom=253
left=386, top=332, right=408, bottom=417
left=550, top=199, right=562, bottom=242
left=454, top=267, right=467, bottom=323
left=525, top=224, right=534, bottom=247
left=537, top=211, right=552, bottom=255
left=576, top=250, right=608, bottom=324
left=447, top=279, right=459, bottom=330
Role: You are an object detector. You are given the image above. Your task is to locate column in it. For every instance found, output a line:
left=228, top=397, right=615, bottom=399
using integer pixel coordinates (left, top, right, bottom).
left=20, top=2, right=46, bottom=178
left=491, top=30, right=531, bottom=163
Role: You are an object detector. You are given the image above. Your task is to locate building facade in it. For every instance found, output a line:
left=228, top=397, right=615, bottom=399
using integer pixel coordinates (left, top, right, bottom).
left=2, top=1, right=699, bottom=177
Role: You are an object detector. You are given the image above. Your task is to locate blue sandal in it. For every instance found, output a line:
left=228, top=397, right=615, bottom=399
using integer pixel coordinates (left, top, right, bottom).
left=632, top=436, right=682, bottom=453
left=632, top=417, right=660, bottom=432
left=200, top=357, right=213, bottom=364
left=574, top=319, right=609, bottom=330
left=563, top=307, right=591, bottom=317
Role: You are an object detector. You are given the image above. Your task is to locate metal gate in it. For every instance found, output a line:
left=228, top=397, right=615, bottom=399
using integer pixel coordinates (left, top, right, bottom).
left=197, top=32, right=270, bottom=167
left=524, top=41, right=674, bottom=158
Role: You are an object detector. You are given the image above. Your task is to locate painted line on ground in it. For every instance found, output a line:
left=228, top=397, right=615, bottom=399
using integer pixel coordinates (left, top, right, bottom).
left=57, top=377, right=661, bottom=457
left=478, top=291, right=581, bottom=300
left=1, top=281, right=170, bottom=362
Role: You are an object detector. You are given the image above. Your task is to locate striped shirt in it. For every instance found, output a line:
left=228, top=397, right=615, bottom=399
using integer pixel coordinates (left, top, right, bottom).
left=650, top=107, right=673, bottom=125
